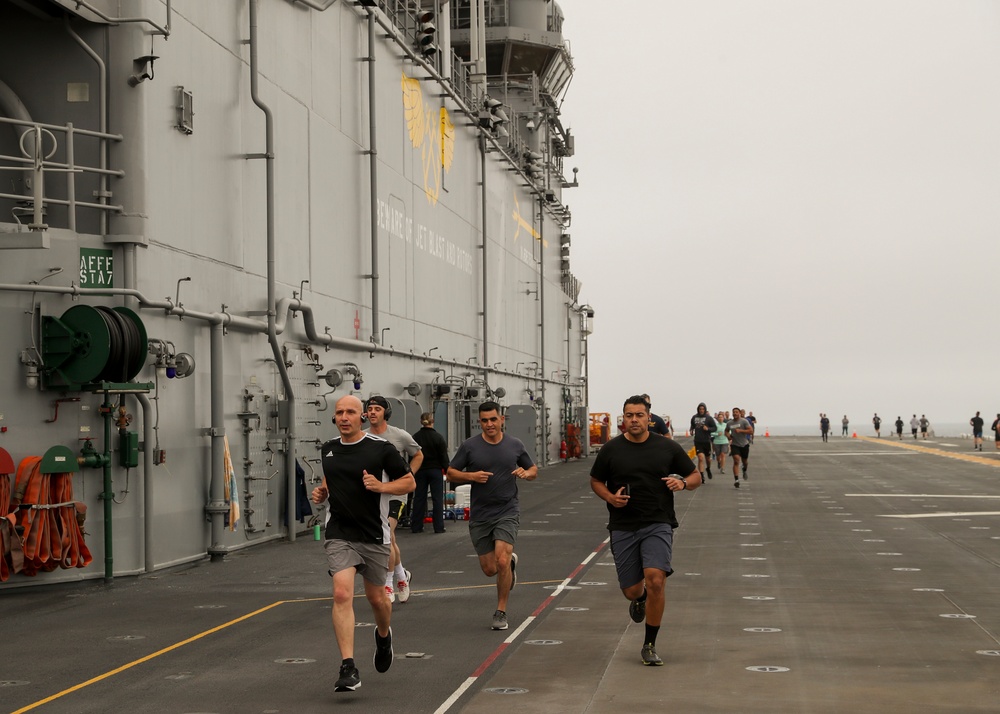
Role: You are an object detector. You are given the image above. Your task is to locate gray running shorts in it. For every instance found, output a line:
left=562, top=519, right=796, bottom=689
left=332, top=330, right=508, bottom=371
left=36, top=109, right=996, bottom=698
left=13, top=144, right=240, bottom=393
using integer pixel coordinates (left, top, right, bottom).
left=469, top=514, right=520, bottom=556
left=609, top=523, right=674, bottom=590
left=324, top=539, right=391, bottom=586
left=713, top=443, right=730, bottom=456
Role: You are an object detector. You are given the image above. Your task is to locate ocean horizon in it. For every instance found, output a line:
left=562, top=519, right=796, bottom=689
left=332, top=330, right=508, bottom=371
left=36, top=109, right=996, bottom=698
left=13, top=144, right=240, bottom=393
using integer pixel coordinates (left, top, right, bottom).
left=759, top=422, right=992, bottom=439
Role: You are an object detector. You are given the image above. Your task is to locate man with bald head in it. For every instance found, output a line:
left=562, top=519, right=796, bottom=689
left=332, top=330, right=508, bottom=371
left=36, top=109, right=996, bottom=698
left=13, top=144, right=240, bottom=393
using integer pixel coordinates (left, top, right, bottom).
left=311, top=395, right=415, bottom=693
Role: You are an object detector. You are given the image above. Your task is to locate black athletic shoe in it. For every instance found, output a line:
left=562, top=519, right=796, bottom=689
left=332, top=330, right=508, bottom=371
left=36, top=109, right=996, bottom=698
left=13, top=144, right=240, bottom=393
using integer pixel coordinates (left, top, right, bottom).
left=641, top=644, right=663, bottom=666
left=706, top=467, right=712, bottom=479
left=373, top=627, right=393, bottom=673
left=335, top=663, right=361, bottom=691
left=510, top=552, right=518, bottom=590
left=742, top=469, right=748, bottom=480
left=629, top=595, right=646, bottom=623
left=734, top=480, right=740, bottom=488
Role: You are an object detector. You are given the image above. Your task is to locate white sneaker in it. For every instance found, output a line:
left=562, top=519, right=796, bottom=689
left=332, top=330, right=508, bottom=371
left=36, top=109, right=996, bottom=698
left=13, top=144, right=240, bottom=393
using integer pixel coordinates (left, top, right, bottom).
left=396, top=570, right=411, bottom=603
left=385, top=585, right=395, bottom=603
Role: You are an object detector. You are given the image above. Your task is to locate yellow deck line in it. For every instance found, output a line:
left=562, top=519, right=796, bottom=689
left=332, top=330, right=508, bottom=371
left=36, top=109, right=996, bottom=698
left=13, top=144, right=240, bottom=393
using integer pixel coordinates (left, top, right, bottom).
left=11, top=580, right=563, bottom=713
left=857, top=436, right=1000, bottom=467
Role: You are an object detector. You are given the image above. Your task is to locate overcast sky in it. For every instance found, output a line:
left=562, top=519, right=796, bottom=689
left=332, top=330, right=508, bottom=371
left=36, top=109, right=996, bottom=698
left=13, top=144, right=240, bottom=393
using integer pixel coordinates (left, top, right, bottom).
left=560, top=0, right=1000, bottom=429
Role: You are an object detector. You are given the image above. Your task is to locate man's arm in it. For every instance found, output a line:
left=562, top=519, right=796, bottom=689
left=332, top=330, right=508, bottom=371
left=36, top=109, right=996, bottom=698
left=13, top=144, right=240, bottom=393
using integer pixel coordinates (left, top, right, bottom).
left=590, top=476, right=628, bottom=508
left=513, top=464, right=538, bottom=481
left=447, top=466, right=491, bottom=484
left=365, top=470, right=415, bottom=495
left=409, top=450, right=424, bottom=474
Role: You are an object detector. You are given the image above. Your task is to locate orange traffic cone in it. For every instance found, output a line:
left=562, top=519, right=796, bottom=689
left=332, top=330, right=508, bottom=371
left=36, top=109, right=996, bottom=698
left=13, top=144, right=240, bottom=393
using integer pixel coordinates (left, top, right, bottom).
left=764, top=429, right=769, bottom=438
left=684, top=430, right=690, bottom=437
left=852, top=431, right=857, bottom=438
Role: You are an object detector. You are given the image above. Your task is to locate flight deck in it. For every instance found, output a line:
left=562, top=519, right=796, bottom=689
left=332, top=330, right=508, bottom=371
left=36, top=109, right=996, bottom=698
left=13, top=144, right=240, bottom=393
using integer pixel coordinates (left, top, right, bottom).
left=3, top=434, right=999, bottom=713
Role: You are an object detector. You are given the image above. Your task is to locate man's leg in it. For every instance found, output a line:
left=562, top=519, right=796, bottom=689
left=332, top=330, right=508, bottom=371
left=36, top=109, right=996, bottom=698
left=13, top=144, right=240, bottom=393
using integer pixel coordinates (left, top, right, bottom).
left=332, top=568, right=358, bottom=660
left=479, top=539, right=515, bottom=612
left=642, top=567, right=667, bottom=628
left=429, top=471, right=445, bottom=533
left=363, top=576, right=393, bottom=638
left=410, top=471, right=428, bottom=533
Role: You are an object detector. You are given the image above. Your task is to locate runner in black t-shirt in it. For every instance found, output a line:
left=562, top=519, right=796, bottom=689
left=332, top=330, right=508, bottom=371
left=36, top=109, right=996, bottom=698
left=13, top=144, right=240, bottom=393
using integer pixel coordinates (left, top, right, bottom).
left=970, top=411, right=985, bottom=451
left=591, top=395, right=700, bottom=667
left=311, top=395, right=414, bottom=693
left=873, top=413, right=882, bottom=438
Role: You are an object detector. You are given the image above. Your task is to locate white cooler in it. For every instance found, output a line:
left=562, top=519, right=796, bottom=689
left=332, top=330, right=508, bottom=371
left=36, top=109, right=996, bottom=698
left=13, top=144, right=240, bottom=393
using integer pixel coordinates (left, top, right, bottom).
left=454, top=484, right=472, bottom=509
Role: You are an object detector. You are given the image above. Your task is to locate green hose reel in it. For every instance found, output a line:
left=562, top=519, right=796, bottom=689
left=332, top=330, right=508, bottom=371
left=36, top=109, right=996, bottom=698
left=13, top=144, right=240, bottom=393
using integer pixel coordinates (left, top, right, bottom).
left=40, top=305, right=148, bottom=391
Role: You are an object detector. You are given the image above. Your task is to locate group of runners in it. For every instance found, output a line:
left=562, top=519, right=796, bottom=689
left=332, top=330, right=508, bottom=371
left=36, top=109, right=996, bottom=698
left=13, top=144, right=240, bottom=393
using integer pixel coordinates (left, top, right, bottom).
left=689, top=403, right=756, bottom=488
left=311, top=392, right=763, bottom=694
left=311, top=396, right=536, bottom=693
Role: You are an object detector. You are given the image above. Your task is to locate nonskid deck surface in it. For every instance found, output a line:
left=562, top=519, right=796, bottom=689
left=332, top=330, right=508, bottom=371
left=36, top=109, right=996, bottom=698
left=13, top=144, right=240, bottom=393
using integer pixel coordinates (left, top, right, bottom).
left=3, top=436, right=999, bottom=714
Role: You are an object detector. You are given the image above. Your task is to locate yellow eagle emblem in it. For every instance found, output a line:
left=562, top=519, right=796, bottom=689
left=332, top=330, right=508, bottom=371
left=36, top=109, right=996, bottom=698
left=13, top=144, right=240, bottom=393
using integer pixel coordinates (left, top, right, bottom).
left=402, top=73, right=455, bottom=205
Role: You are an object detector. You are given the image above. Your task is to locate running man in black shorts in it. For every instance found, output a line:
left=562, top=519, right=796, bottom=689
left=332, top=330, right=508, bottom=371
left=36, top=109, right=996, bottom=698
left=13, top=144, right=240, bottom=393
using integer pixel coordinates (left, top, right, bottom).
left=689, top=402, right=717, bottom=480
left=591, top=396, right=700, bottom=666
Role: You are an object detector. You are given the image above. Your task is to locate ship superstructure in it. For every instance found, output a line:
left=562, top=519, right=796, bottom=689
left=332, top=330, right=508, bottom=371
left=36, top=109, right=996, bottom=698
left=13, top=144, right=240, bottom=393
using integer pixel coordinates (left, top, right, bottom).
left=0, top=0, right=591, bottom=586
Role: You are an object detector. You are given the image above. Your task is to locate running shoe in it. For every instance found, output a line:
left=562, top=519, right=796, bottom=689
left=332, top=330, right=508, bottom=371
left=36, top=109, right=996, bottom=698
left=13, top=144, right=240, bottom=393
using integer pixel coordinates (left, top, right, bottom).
left=335, top=662, right=361, bottom=691
left=491, top=609, right=508, bottom=630
left=628, top=593, right=646, bottom=623
left=742, top=470, right=748, bottom=481
left=373, top=627, right=393, bottom=673
left=385, top=585, right=395, bottom=603
left=510, top=552, right=518, bottom=590
left=734, top=480, right=740, bottom=488
left=396, top=570, right=411, bottom=603
left=640, top=644, right=663, bottom=666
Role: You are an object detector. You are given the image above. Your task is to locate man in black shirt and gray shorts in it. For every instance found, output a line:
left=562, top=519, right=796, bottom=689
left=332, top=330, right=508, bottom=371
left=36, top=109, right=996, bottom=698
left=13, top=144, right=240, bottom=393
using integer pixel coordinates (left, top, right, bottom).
left=311, top=395, right=415, bottom=693
left=591, top=395, right=700, bottom=667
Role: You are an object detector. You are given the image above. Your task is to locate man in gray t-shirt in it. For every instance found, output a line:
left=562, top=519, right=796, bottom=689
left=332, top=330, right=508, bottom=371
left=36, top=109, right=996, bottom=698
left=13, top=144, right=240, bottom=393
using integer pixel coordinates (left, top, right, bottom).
left=726, top=408, right=753, bottom=487
left=448, top=401, right=537, bottom=632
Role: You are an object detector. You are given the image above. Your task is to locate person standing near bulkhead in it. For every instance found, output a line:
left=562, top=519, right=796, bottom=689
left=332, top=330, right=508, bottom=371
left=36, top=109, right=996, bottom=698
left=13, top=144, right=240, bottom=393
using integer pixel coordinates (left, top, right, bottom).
left=447, top=401, right=537, bottom=632
left=590, top=395, right=700, bottom=666
left=411, top=412, right=450, bottom=534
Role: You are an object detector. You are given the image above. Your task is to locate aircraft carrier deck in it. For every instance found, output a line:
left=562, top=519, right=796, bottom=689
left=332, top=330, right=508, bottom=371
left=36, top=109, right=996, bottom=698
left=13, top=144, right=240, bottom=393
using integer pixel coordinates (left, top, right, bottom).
left=3, top=434, right=999, bottom=713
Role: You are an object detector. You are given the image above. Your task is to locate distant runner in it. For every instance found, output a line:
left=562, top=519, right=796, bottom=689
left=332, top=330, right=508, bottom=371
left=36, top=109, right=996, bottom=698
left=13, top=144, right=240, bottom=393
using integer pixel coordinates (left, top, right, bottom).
left=970, top=411, right=984, bottom=451
left=726, top=408, right=753, bottom=487
left=910, top=415, right=919, bottom=440
left=895, top=417, right=904, bottom=440
left=689, top=403, right=717, bottom=481
left=712, top=412, right=730, bottom=475
left=820, top=414, right=830, bottom=443
left=873, top=413, right=882, bottom=438
left=919, top=415, right=929, bottom=440
left=842, top=415, right=849, bottom=438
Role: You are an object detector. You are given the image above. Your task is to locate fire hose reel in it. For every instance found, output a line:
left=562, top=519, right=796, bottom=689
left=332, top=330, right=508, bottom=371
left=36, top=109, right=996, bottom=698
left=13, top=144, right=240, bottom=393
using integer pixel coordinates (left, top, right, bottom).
left=39, top=305, right=148, bottom=390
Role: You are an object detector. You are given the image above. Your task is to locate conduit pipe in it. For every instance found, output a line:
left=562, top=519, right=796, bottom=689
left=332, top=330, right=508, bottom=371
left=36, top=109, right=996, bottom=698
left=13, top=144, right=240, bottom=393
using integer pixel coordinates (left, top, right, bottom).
left=480, top=134, right=489, bottom=382
left=365, top=10, right=381, bottom=344
left=249, top=0, right=298, bottom=543
left=134, top=392, right=155, bottom=573
left=70, top=0, right=172, bottom=37
left=289, top=0, right=338, bottom=11
left=207, top=322, right=227, bottom=560
left=538, top=195, right=547, bottom=463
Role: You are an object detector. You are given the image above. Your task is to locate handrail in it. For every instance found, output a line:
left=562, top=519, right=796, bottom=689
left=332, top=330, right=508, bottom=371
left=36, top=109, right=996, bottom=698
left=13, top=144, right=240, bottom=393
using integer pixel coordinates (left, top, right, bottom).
left=0, top=117, right=124, bottom=230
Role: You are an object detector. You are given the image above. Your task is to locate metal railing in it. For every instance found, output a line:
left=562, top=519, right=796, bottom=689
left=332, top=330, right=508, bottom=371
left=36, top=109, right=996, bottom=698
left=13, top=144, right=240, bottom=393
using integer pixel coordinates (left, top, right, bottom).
left=0, top=116, right=123, bottom=232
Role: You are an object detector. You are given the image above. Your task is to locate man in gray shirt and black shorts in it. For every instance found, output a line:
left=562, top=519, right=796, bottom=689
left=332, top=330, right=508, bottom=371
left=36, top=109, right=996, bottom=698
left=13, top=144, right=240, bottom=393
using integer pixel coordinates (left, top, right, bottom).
left=448, top=401, right=537, bottom=632
left=726, top=407, right=753, bottom=487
